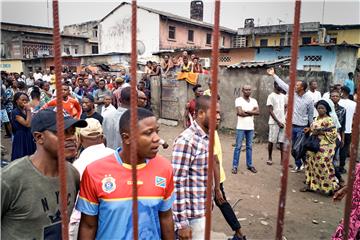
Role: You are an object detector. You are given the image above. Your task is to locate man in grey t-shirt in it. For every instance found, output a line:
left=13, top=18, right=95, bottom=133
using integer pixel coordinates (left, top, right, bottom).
left=1, top=108, right=87, bottom=240
left=94, top=79, right=111, bottom=113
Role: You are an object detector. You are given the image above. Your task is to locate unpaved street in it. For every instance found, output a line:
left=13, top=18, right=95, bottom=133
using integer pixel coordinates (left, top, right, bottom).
left=1, top=124, right=345, bottom=240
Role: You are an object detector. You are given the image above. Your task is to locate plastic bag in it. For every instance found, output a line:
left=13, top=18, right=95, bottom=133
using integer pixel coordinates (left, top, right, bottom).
left=291, top=132, right=306, bottom=160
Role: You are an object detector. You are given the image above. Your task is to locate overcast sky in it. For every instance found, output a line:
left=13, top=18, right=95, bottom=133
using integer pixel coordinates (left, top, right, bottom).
left=1, top=0, right=359, bottom=31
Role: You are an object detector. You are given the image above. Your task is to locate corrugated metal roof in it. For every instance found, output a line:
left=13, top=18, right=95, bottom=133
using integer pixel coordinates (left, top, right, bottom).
left=227, top=58, right=291, bottom=69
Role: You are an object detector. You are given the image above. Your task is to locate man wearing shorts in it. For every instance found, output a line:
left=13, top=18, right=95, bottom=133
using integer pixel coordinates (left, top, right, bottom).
left=266, top=81, right=287, bottom=165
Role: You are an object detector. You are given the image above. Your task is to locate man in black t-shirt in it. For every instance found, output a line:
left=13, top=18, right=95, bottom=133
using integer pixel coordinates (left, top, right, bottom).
left=80, top=94, right=103, bottom=124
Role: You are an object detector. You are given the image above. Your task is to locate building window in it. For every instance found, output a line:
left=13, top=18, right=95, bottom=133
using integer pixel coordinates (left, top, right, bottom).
left=92, top=45, right=99, bottom=54
left=260, top=39, right=268, bottom=46
left=280, top=38, right=285, bottom=46
left=168, top=26, right=176, bottom=40
left=93, top=29, right=98, bottom=38
left=278, top=55, right=290, bottom=59
left=302, top=37, right=312, bottom=45
left=304, top=55, right=322, bottom=61
left=1, top=43, right=5, bottom=58
left=206, top=33, right=212, bottom=45
left=330, top=37, right=337, bottom=44
left=303, top=65, right=321, bottom=71
left=222, top=36, right=226, bottom=47
left=187, top=30, right=194, bottom=42
left=219, top=55, right=231, bottom=62
left=64, top=46, right=70, bottom=55
left=74, top=47, right=78, bottom=55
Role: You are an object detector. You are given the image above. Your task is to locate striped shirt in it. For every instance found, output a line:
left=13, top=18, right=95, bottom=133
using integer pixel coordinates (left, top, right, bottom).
left=172, top=120, right=209, bottom=230
left=274, top=75, right=314, bottom=126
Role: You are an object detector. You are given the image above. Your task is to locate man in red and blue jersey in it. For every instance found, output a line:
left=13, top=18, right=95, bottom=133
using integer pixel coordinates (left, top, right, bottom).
left=76, top=108, right=175, bottom=239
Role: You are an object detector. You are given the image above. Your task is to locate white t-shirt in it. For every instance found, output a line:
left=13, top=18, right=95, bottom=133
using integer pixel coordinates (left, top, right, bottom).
left=33, top=72, right=43, bottom=81
left=339, top=99, right=357, bottom=134
left=266, top=92, right=287, bottom=125
left=235, top=97, right=258, bottom=130
left=42, top=74, right=51, bottom=82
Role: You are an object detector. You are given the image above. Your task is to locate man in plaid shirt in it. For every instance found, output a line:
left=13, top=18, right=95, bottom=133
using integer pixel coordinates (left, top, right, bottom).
left=172, top=95, right=220, bottom=240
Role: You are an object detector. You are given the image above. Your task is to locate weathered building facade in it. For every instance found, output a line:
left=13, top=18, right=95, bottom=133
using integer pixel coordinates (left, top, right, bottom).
left=1, top=22, right=92, bottom=61
left=98, top=2, right=236, bottom=59
left=63, top=20, right=99, bottom=54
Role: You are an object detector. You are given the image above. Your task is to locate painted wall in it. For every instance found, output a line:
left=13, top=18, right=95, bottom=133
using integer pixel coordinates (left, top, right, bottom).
left=159, top=19, right=233, bottom=50
left=0, top=59, right=24, bottom=73
left=99, top=4, right=160, bottom=59
left=251, top=33, right=318, bottom=47
left=255, top=46, right=337, bottom=72
left=333, top=47, right=358, bottom=84
left=327, top=29, right=360, bottom=57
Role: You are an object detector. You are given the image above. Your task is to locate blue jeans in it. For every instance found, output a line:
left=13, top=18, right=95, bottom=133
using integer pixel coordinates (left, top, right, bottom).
left=232, top=129, right=254, bottom=168
left=292, top=125, right=305, bottom=168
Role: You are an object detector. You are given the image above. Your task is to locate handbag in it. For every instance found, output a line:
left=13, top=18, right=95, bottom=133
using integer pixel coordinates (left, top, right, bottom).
left=291, top=132, right=307, bottom=160
left=304, top=135, right=320, bottom=153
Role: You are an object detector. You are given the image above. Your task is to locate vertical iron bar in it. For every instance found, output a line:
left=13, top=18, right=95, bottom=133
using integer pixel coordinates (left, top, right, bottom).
left=343, top=82, right=360, bottom=239
left=130, top=1, right=139, bottom=240
left=275, top=1, right=301, bottom=239
left=52, top=1, right=68, bottom=239
left=205, top=1, right=221, bottom=239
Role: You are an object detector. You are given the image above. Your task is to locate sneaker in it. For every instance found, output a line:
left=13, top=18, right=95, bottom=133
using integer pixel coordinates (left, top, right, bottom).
left=339, top=168, right=347, bottom=174
left=300, top=165, right=304, bottom=171
left=232, top=167, right=238, bottom=174
left=247, top=166, right=257, bottom=173
left=291, top=166, right=300, bottom=173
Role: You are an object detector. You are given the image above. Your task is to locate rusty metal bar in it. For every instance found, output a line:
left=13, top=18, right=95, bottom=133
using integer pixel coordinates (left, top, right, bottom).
left=52, top=1, right=68, bottom=239
left=204, top=1, right=221, bottom=239
left=130, top=1, right=139, bottom=240
left=275, top=1, right=301, bottom=239
left=343, top=82, right=360, bottom=239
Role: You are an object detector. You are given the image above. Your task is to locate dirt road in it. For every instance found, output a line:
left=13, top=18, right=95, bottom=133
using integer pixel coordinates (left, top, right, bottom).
left=1, top=124, right=345, bottom=240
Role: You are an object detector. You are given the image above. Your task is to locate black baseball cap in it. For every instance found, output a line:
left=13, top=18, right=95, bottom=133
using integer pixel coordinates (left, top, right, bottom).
left=31, top=107, right=87, bottom=133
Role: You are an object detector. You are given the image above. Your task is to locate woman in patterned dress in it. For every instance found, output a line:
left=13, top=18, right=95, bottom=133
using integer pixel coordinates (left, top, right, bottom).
left=302, top=100, right=339, bottom=195
left=332, top=164, right=360, bottom=239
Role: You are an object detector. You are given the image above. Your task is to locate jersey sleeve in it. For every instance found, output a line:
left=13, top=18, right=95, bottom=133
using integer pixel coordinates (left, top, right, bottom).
left=75, top=167, right=99, bottom=216
left=235, top=98, right=241, bottom=107
left=159, top=165, right=175, bottom=212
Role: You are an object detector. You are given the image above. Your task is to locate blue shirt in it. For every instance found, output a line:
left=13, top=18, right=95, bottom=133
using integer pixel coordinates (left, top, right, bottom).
left=344, top=79, right=355, bottom=95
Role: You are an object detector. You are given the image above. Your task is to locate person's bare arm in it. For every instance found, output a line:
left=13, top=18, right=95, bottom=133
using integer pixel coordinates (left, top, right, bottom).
left=159, top=209, right=175, bottom=240
left=78, top=214, right=98, bottom=240
left=214, top=154, right=225, bottom=205
left=268, top=105, right=284, bottom=128
left=245, top=106, right=260, bottom=116
left=183, top=103, right=190, bottom=128
left=236, top=106, right=250, bottom=117
left=16, top=105, right=31, bottom=127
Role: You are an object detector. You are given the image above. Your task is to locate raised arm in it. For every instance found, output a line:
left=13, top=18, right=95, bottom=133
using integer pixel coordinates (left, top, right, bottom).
left=267, top=68, right=289, bottom=93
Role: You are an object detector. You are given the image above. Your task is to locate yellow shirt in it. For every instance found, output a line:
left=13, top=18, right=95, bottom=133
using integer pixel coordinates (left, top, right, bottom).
left=214, top=131, right=226, bottom=183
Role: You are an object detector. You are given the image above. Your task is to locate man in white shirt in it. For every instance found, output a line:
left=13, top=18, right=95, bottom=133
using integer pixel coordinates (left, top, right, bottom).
left=232, top=85, right=259, bottom=174
left=69, top=118, right=114, bottom=240
left=266, top=82, right=287, bottom=165
left=338, top=86, right=357, bottom=174
left=33, top=69, right=43, bottom=81
left=307, top=80, right=321, bottom=116
left=42, top=69, right=51, bottom=83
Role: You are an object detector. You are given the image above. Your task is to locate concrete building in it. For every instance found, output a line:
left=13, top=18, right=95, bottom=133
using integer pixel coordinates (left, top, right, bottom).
left=98, top=1, right=236, bottom=60
left=63, top=20, right=99, bottom=54
left=1, top=22, right=93, bottom=61
left=235, top=20, right=360, bottom=56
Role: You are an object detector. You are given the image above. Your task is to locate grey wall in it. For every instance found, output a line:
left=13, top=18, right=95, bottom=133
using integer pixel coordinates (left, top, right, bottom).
left=333, top=46, right=358, bottom=84
left=151, top=67, right=333, bottom=141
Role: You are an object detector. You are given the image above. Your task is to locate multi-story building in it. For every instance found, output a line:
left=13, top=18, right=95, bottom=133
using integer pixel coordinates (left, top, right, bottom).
left=235, top=19, right=360, bottom=56
left=98, top=1, right=237, bottom=59
left=63, top=20, right=99, bottom=54
left=1, top=22, right=93, bottom=60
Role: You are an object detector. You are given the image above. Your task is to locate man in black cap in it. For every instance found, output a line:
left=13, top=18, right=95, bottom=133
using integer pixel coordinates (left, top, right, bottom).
left=1, top=108, right=87, bottom=240
left=80, top=94, right=103, bottom=124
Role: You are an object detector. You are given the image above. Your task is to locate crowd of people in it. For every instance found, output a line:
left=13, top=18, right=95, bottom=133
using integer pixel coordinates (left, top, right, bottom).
left=0, top=63, right=359, bottom=240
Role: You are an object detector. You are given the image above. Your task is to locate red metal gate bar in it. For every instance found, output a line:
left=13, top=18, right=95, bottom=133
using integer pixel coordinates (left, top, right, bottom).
left=342, top=82, right=360, bottom=239
left=52, top=1, right=68, bottom=239
left=130, top=1, right=139, bottom=240
left=275, top=1, right=301, bottom=239
left=204, top=1, right=221, bottom=239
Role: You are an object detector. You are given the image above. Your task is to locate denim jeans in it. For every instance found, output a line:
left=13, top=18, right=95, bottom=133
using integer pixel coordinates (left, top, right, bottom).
left=232, top=129, right=254, bottom=168
left=292, top=125, right=305, bottom=168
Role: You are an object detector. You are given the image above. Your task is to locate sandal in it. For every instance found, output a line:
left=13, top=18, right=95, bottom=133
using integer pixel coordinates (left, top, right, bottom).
left=232, top=168, right=238, bottom=174
left=266, top=160, right=273, bottom=165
